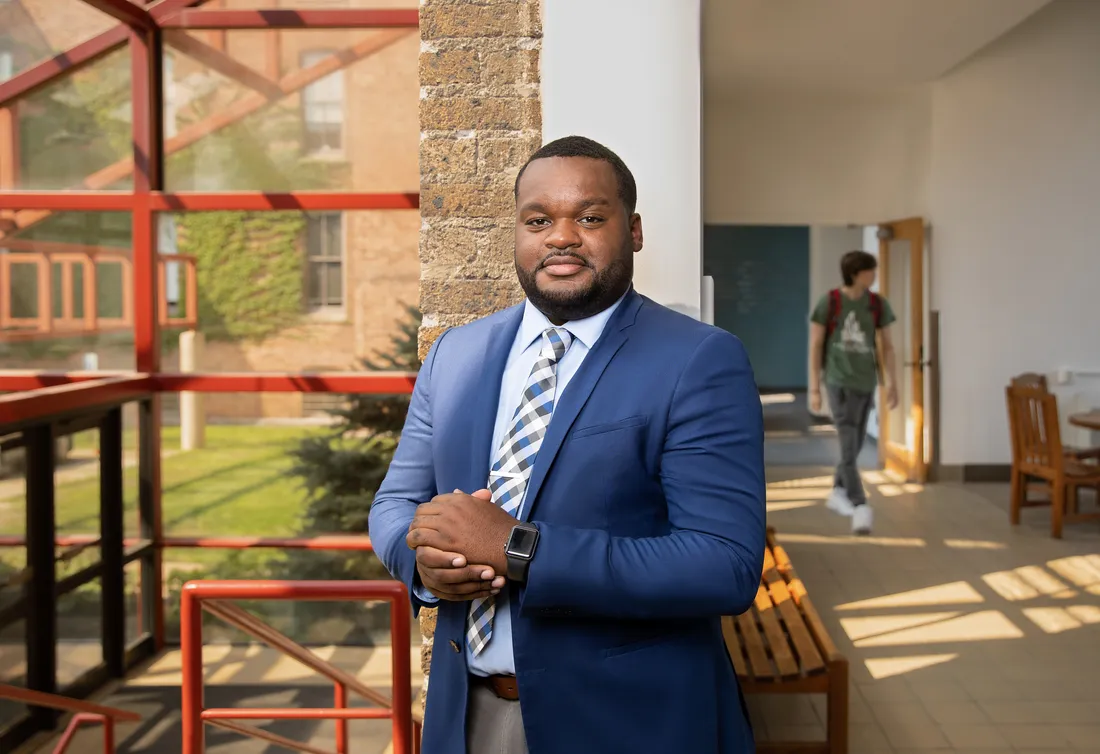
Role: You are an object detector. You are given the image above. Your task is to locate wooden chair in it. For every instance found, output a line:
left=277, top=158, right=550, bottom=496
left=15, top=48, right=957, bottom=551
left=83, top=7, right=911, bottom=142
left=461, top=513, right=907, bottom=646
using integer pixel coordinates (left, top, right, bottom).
left=1006, top=384, right=1100, bottom=538
left=1008, top=373, right=1100, bottom=463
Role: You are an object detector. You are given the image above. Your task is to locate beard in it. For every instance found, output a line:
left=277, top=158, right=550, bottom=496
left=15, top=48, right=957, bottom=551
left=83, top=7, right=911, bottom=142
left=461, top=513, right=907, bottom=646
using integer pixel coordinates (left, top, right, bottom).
left=515, top=246, right=634, bottom=324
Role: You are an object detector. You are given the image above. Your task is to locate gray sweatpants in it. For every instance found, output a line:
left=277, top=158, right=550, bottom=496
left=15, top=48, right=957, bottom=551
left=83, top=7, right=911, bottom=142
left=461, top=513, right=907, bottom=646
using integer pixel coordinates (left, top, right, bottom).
left=826, top=385, right=875, bottom=506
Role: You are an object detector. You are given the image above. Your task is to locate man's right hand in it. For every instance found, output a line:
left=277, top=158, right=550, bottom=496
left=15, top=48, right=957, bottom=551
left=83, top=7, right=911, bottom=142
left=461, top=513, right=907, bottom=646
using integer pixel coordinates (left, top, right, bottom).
left=809, top=389, right=822, bottom=413
left=415, top=546, right=505, bottom=601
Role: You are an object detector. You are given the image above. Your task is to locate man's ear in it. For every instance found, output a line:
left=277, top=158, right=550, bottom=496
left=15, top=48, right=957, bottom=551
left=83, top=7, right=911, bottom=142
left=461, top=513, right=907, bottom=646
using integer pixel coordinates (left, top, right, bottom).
left=630, top=213, right=644, bottom=253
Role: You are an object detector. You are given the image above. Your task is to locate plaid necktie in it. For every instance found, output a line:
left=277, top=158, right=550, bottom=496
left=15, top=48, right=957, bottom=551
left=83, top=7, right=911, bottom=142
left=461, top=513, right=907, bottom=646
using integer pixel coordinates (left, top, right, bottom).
left=466, top=327, right=573, bottom=656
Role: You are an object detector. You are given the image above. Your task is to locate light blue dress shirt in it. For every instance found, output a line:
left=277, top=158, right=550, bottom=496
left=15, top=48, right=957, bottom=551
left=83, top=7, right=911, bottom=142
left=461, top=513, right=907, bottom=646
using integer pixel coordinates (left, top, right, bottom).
left=414, top=292, right=626, bottom=676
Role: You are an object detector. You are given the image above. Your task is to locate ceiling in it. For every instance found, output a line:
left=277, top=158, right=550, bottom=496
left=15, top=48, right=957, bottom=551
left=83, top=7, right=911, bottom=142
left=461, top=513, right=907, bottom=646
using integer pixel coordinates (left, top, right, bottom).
left=703, top=0, right=1052, bottom=99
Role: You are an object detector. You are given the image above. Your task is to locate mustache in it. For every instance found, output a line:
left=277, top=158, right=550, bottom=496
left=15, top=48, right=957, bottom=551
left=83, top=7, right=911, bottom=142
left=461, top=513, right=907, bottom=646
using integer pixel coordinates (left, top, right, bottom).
left=539, top=252, right=592, bottom=269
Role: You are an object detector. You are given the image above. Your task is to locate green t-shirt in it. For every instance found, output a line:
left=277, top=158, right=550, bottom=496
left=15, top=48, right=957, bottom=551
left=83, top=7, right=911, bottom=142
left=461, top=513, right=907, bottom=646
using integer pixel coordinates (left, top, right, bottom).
left=811, top=290, right=896, bottom=393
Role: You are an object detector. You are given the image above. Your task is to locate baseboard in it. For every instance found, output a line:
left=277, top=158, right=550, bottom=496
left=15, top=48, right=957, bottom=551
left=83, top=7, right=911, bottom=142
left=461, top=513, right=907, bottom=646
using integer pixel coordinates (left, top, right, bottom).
left=935, top=464, right=1011, bottom=483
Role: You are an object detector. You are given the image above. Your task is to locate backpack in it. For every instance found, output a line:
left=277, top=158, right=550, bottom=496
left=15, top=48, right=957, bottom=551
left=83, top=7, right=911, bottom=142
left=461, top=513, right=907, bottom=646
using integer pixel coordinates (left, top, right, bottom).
left=822, top=288, right=884, bottom=384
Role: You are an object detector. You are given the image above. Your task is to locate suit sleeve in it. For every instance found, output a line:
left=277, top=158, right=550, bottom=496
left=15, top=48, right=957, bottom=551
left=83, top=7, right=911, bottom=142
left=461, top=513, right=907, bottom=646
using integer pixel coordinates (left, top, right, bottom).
left=520, top=330, right=766, bottom=619
left=368, top=331, right=447, bottom=613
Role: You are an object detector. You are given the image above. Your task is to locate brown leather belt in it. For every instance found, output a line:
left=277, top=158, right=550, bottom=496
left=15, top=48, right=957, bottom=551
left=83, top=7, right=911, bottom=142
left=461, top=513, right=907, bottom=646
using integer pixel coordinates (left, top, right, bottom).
left=472, top=674, right=519, bottom=702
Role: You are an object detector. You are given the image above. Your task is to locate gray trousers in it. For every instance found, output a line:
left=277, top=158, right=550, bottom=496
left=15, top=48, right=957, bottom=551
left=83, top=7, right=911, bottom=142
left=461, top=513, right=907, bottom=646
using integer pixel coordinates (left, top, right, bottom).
left=466, top=684, right=528, bottom=754
left=827, top=385, right=874, bottom=506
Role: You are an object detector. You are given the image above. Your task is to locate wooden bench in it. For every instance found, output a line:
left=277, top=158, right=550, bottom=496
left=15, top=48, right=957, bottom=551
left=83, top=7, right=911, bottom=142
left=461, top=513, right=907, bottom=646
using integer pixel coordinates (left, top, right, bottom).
left=723, top=528, right=848, bottom=754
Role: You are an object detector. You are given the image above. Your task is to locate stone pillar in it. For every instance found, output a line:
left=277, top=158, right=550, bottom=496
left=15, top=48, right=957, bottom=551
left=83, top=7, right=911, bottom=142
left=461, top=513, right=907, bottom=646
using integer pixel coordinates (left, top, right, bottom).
left=416, top=0, right=544, bottom=713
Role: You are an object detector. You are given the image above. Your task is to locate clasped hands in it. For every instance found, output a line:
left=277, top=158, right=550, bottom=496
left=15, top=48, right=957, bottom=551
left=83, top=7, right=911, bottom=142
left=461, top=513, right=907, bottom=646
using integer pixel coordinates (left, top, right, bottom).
left=406, top=488, right=517, bottom=602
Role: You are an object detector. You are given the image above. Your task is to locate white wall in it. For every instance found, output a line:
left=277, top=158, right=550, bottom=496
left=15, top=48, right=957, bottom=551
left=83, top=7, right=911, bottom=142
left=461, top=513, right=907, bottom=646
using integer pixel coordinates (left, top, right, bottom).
left=930, top=0, right=1100, bottom=464
left=705, top=88, right=931, bottom=226
left=541, top=0, right=703, bottom=318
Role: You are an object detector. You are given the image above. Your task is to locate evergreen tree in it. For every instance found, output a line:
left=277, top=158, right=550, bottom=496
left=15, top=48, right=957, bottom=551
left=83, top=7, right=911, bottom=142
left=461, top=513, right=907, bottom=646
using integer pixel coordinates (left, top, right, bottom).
left=285, top=303, right=422, bottom=583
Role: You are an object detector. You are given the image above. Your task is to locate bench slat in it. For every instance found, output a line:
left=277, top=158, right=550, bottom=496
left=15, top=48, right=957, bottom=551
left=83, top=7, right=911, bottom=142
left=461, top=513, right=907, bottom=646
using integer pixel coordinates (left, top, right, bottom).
left=763, top=564, right=827, bottom=675
left=722, top=615, right=748, bottom=677
left=754, top=569, right=802, bottom=679
left=737, top=591, right=776, bottom=680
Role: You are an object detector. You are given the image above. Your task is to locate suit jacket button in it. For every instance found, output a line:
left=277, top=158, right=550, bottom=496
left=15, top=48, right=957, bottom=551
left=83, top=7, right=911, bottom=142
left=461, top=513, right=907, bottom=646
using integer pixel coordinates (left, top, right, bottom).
left=449, top=640, right=460, bottom=653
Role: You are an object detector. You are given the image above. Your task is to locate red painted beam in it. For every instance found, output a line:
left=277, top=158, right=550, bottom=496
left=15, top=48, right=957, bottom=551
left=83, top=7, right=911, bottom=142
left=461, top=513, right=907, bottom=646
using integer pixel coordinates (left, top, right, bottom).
left=0, top=192, right=134, bottom=210
left=0, top=191, right=418, bottom=211
left=0, top=27, right=129, bottom=107
left=0, top=375, right=153, bottom=427
left=78, top=0, right=156, bottom=31
left=164, top=536, right=374, bottom=551
left=159, top=9, right=419, bottom=29
left=166, top=31, right=282, bottom=99
left=0, top=0, right=206, bottom=107
left=153, top=372, right=416, bottom=394
left=149, top=191, right=420, bottom=211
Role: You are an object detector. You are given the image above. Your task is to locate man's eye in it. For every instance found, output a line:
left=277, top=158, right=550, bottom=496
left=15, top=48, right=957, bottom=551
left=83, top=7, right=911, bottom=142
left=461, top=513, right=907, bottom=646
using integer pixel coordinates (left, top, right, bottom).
left=526, top=218, right=550, bottom=227
left=579, top=216, right=604, bottom=224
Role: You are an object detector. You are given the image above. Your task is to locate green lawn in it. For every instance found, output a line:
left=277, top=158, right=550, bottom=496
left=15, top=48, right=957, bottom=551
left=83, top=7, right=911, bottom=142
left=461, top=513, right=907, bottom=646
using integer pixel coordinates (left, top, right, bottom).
left=1, top=425, right=326, bottom=549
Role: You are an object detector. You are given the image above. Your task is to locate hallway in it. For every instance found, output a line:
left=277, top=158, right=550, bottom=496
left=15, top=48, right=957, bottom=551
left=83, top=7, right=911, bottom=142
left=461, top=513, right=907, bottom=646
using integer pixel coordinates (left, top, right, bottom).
left=759, top=464, right=1100, bottom=752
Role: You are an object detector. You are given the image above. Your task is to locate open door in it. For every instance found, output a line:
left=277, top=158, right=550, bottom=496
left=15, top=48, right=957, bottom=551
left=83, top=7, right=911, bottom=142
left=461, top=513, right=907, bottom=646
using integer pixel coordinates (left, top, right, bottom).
left=878, top=218, right=927, bottom=482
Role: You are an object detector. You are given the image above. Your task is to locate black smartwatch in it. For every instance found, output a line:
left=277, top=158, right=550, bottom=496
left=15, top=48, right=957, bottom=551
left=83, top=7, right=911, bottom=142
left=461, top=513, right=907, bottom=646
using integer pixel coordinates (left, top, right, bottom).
left=505, top=522, right=540, bottom=582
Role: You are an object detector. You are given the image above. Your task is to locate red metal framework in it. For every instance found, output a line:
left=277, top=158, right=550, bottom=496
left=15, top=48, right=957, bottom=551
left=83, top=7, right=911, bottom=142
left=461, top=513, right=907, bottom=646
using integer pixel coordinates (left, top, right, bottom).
left=180, top=580, right=414, bottom=754
left=1, top=6, right=422, bottom=750
left=0, top=685, right=142, bottom=754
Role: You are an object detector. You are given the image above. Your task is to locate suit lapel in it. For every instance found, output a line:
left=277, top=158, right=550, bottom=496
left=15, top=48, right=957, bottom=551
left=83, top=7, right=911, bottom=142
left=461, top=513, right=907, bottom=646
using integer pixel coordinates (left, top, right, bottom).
left=461, top=305, right=523, bottom=494
left=520, top=290, right=644, bottom=522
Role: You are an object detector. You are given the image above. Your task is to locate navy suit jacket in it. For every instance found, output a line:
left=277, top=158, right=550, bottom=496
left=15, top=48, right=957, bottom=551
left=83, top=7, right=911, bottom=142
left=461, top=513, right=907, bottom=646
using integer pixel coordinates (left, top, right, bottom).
left=369, top=290, right=766, bottom=754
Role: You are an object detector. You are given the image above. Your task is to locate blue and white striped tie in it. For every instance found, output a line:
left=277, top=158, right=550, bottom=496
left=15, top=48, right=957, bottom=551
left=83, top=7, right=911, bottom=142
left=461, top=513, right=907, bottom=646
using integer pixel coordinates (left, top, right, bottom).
left=466, top=327, right=573, bottom=656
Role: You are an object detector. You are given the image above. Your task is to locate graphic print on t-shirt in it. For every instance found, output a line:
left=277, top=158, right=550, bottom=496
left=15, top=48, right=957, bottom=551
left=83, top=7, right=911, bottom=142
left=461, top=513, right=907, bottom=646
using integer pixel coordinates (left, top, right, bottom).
left=837, top=311, right=871, bottom=354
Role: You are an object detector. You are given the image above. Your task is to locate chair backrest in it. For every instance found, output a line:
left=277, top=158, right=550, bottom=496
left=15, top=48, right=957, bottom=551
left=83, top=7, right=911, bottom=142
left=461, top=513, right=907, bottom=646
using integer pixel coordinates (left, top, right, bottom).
left=1005, top=383, right=1065, bottom=475
left=1011, top=372, right=1049, bottom=391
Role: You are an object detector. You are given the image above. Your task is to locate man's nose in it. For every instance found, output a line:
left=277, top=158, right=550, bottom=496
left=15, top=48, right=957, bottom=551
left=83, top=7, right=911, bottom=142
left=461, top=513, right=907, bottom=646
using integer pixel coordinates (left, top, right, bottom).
left=546, top=220, right=581, bottom=249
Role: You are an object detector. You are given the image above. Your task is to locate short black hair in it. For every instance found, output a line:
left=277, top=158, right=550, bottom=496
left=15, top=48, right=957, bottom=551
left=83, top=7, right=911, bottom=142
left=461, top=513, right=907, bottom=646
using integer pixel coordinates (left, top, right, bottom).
left=841, top=250, right=878, bottom=286
left=513, top=135, right=638, bottom=214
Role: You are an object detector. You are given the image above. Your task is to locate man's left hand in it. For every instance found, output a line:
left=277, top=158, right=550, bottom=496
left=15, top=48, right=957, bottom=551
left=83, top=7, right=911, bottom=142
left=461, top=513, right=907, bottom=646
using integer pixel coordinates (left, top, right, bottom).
left=407, top=489, right=513, bottom=574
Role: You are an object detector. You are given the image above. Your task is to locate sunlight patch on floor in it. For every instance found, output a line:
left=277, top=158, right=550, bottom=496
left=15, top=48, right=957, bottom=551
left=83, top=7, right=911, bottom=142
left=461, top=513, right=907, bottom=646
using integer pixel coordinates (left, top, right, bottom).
left=835, top=581, right=984, bottom=611
left=852, top=610, right=1024, bottom=648
left=1022, top=605, right=1100, bottom=634
left=863, top=653, right=958, bottom=680
left=765, top=500, right=820, bottom=513
left=776, top=532, right=926, bottom=547
left=840, top=612, right=961, bottom=642
left=766, top=487, right=832, bottom=501
left=983, top=566, right=1078, bottom=601
left=944, top=538, right=1007, bottom=550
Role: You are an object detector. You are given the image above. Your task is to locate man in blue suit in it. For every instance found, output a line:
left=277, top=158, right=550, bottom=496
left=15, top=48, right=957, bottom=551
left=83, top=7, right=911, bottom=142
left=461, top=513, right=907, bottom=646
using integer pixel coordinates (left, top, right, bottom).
left=369, top=135, right=766, bottom=753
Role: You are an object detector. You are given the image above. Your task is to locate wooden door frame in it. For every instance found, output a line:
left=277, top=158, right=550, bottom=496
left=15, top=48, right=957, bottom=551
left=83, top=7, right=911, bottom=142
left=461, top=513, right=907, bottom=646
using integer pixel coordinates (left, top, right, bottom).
left=877, top=217, right=927, bottom=483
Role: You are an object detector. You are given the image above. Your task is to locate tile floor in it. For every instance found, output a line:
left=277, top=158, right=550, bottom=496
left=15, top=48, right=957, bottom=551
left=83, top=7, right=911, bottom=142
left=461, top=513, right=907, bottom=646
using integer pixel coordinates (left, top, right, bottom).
left=19, top=468, right=1100, bottom=753
left=754, top=466, right=1100, bottom=753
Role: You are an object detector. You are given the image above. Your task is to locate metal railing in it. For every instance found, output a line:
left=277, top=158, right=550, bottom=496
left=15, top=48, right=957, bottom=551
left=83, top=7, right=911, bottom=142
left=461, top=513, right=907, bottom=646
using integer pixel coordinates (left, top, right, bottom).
left=179, top=580, right=414, bottom=754
left=0, top=684, right=141, bottom=754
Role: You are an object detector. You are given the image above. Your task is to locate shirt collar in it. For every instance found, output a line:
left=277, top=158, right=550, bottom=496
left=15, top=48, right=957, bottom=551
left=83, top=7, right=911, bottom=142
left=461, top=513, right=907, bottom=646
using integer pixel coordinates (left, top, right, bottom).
left=518, top=289, right=629, bottom=352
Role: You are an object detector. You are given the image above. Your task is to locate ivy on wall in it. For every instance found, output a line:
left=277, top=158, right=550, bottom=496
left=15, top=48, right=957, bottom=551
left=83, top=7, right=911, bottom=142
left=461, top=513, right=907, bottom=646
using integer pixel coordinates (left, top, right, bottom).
left=177, top=211, right=307, bottom=342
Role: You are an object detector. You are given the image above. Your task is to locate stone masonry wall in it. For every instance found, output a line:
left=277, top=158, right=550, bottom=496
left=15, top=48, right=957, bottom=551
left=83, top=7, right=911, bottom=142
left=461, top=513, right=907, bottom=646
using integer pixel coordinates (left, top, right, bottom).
left=416, top=0, right=543, bottom=714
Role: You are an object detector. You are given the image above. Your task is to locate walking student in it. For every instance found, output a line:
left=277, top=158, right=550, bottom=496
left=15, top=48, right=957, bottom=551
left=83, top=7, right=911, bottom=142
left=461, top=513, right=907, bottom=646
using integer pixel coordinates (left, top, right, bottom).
left=808, top=250, right=898, bottom=535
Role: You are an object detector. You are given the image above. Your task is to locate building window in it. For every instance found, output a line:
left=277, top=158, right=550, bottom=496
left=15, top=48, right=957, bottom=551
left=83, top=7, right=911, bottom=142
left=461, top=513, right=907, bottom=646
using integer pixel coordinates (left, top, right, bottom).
left=0, top=47, right=13, bottom=82
left=300, top=50, right=344, bottom=155
left=305, top=212, right=343, bottom=310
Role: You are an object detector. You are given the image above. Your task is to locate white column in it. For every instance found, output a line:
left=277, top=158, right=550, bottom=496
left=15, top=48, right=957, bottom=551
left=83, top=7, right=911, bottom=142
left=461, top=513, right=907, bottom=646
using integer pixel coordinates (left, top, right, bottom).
left=541, top=0, right=702, bottom=319
left=179, top=330, right=205, bottom=451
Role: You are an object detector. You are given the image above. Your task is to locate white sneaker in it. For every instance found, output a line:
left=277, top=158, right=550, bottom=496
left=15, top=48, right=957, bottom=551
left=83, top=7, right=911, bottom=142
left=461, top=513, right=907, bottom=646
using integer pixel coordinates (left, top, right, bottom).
left=826, top=487, right=855, bottom=516
left=852, top=505, right=873, bottom=535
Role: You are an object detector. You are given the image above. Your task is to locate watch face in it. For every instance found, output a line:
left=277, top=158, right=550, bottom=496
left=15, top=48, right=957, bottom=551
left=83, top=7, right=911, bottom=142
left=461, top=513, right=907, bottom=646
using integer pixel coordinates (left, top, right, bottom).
left=506, top=526, right=538, bottom=558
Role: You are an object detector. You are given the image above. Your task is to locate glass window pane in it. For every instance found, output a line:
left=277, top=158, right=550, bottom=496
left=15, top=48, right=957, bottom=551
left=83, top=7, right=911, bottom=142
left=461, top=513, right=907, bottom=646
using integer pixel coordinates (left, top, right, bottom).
left=325, top=213, right=342, bottom=255
left=0, top=0, right=119, bottom=85
left=7, top=262, right=38, bottom=319
left=308, top=260, right=323, bottom=304
left=0, top=620, right=26, bottom=730
left=58, top=579, right=102, bottom=688
left=163, top=29, right=416, bottom=192
left=0, top=212, right=135, bottom=372
left=325, top=262, right=342, bottom=306
left=13, top=47, right=132, bottom=190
